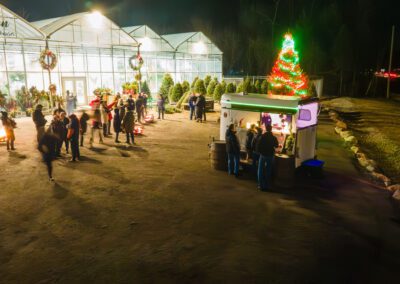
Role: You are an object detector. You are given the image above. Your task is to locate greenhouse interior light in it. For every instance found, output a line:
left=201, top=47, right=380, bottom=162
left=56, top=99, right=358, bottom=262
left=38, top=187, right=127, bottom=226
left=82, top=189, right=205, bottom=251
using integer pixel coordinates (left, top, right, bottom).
left=88, top=11, right=103, bottom=29
left=193, top=41, right=207, bottom=54
left=141, top=36, right=153, bottom=51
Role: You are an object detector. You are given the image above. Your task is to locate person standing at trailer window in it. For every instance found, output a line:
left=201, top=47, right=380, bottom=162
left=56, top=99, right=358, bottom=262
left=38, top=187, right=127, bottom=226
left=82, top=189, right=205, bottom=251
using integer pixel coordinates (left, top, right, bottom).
left=157, top=95, right=165, bottom=120
left=256, top=124, right=279, bottom=191
left=1, top=111, right=16, bottom=151
left=66, top=90, right=75, bottom=115
left=32, top=104, right=47, bottom=143
left=251, top=127, right=263, bottom=174
left=225, top=124, right=241, bottom=177
left=188, top=93, right=196, bottom=120
left=60, top=112, right=70, bottom=154
left=79, top=111, right=90, bottom=147
left=38, top=128, right=60, bottom=182
left=245, top=124, right=257, bottom=161
left=68, top=114, right=80, bottom=162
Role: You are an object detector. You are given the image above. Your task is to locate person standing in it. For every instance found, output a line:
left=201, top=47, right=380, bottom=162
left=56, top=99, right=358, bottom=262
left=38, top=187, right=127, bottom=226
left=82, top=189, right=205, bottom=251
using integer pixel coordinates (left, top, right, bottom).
left=1, top=111, right=16, bottom=151
left=136, top=94, right=144, bottom=124
left=68, top=114, right=80, bottom=162
left=256, top=124, right=279, bottom=191
left=127, top=94, right=135, bottom=111
left=66, top=90, right=75, bottom=115
left=89, top=95, right=103, bottom=146
left=32, top=104, right=47, bottom=143
left=123, top=109, right=135, bottom=144
left=188, top=93, right=196, bottom=120
left=50, top=113, right=64, bottom=156
left=106, top=99, right=116, bottom=136
left=225, top=124, right=241, bottom=177
left=195, top=93, right=206, bottom=123
left=38, top=128, right=60, bottom=182
left=251, top=127, right=263, bottom=173
left=157, top=95, right=165, bottom=120
left=60, top=112, right=70, bottom=154
left=100, top=101, right=109, bottom=137
left=79, top=111, right=90, bottom=147
left=113, top=100, right=122, bottom=143
left=245, top=124, right=256, bottom=161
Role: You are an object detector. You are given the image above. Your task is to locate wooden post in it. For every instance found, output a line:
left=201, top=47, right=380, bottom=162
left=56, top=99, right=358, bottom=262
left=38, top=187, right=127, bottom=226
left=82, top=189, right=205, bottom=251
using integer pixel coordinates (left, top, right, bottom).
left=386, top=25, right=395, bottom=99
left=45, top=39, right=54, bottom=110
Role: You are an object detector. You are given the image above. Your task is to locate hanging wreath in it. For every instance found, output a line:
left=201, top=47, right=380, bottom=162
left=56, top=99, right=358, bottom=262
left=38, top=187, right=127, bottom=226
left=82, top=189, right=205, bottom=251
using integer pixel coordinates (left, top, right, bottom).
left=129, top=53, right=144, bottom=71
left=40, top=49, right=57, bottom=71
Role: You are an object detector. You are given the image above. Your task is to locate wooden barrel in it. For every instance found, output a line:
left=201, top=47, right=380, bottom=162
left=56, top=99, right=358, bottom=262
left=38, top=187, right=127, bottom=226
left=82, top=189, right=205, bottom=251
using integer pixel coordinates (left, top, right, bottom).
left=210, top=140, right=227, bottom=171
left=273, top=154, right=295, bottom=188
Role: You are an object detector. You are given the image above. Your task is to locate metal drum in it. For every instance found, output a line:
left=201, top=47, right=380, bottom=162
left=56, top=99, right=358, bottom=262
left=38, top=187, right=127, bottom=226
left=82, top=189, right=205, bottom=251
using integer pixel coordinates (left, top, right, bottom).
left=210, top=140, right=227, bottom=171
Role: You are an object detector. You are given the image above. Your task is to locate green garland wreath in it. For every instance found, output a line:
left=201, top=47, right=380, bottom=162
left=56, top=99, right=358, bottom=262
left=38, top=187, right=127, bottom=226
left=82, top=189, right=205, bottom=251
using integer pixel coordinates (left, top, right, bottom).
left=129, top=53, right=144, bottom=71
left=40, top=49, right=58, bottom=71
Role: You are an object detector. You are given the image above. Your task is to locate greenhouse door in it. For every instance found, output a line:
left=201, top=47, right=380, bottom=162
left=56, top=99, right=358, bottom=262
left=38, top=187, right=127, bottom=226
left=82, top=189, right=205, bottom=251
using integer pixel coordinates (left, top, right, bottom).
left=62, top=77, right=87, bottom=106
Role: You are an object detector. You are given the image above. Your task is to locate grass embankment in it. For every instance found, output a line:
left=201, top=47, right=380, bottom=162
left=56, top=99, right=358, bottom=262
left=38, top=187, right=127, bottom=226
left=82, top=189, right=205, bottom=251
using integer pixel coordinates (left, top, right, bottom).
left=322, top=97, right=400, bottom=183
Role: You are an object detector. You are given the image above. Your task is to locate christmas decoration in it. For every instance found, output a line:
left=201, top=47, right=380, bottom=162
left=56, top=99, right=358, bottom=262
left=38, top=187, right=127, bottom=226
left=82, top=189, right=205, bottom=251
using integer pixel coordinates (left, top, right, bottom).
left=268, top=33, right=309, bottom=97
left=40, top=49, right=58, bottom=70
left=129, top=53, right=144, bottom=71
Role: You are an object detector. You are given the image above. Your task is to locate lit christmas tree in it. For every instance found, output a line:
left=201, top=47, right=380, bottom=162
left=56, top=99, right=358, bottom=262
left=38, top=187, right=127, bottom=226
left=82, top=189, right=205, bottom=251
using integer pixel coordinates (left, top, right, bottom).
left=268, top=33, right=309, bottom=97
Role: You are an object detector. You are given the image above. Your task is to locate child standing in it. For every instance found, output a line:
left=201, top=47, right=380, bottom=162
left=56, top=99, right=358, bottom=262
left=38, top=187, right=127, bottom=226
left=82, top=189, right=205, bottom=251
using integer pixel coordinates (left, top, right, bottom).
left=1, top=111, right=17, bottom=150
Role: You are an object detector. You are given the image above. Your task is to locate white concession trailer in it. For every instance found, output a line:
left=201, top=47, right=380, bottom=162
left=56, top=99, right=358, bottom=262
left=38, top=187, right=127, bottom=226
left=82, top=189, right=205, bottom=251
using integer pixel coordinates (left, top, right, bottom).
left=220, top=93, right=319, bottom=168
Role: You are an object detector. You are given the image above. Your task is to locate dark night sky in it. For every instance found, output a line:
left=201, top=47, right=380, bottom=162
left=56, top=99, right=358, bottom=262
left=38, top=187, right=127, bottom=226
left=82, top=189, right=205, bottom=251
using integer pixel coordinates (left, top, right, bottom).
left=5, top=0, right=400, bottom=78
left=5, top=0, right=240, bottom=34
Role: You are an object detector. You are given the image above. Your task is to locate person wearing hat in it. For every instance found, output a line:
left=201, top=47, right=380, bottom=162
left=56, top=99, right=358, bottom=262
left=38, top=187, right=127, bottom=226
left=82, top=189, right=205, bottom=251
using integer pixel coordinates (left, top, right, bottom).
left=32, top=104, right=47, bottom=143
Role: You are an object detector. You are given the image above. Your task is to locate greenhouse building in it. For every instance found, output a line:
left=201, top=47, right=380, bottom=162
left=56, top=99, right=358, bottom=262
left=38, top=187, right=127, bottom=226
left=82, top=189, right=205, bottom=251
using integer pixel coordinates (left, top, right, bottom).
left=0, top=3, right=223, bottom=106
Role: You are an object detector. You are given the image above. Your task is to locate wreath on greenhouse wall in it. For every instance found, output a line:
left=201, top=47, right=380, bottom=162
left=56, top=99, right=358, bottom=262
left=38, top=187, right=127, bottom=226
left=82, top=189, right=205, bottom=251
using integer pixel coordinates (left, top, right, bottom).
left=40, top=49, right=58, bottom=71
left=129, top=53, right=144, bottom=71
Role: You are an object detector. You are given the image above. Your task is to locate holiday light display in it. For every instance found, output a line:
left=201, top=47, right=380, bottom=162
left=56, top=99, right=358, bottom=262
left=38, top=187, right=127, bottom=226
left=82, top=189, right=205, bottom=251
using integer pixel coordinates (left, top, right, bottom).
left=268, top=33, right=309, bottom=97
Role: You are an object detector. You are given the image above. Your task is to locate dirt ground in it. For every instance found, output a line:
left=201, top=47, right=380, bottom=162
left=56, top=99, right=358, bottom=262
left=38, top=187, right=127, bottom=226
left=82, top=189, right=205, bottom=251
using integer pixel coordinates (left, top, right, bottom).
left=322, top=97, right=400, bottom=184
left=1, top=109, right=400, bottom=283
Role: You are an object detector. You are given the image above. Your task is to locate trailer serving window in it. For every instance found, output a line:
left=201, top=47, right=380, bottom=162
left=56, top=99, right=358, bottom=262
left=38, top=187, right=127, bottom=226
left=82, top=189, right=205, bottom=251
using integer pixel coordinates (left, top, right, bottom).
left=297, top=102, right=318, bottom=129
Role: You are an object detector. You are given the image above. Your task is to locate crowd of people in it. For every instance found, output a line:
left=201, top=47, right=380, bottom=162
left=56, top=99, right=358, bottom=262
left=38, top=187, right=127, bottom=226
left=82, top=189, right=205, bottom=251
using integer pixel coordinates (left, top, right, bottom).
left=29, top=91, right=152, bottom=181
left=225, top=123, right=278, bottom=191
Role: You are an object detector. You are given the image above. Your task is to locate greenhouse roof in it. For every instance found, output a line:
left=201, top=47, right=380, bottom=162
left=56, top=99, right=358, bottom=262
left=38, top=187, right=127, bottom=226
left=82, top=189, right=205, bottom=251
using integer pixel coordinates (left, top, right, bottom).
left=123, top=25, right=174, bottom=51
left=32, top=12, right=138, bottom=46
left=162, top=32, right=223, bottom=55
left=0, top=4, right=45, bottom=40
left=162, top=32, right=197, bottom=49
left=32, top=12, right=89, bottom=37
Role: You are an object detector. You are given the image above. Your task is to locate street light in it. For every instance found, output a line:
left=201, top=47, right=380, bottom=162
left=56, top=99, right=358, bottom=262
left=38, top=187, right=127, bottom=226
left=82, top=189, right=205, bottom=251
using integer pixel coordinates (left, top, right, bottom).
left=88, top=11, right=103, bottom=29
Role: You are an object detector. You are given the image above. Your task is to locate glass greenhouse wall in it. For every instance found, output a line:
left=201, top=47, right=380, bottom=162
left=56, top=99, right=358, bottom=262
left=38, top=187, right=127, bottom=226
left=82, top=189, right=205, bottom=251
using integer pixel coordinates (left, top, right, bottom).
left=0, top=4, right=223, bottom=106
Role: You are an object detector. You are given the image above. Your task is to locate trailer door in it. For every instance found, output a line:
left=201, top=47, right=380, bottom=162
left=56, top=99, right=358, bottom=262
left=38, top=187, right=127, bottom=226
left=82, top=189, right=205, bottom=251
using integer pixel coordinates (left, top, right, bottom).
left=295, top=125, right=317, bottom=168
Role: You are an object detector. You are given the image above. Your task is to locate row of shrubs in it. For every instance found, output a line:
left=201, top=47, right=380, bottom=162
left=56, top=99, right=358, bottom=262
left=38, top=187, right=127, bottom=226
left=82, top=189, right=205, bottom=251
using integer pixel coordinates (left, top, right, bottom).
left=158, top=74, right=270, bottom=107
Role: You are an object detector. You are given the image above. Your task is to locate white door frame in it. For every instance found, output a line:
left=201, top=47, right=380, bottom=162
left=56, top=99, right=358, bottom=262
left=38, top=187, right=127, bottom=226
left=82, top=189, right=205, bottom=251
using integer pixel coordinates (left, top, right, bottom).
left=61, top=77, right=87, bottom=106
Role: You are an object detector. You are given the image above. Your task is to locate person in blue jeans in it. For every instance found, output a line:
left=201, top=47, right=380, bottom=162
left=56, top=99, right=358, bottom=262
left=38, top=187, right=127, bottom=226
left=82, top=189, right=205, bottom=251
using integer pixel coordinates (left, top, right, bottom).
left=256, top=124, right=279, bottom=191
left=251, top=127, right=263, bottom=174
left=225, top=124, right=241, bottom=177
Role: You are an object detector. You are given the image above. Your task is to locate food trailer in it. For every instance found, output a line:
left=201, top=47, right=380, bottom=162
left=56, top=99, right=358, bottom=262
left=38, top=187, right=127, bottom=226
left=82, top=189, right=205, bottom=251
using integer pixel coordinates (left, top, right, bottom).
left=220, top=93, right=319, bottom=169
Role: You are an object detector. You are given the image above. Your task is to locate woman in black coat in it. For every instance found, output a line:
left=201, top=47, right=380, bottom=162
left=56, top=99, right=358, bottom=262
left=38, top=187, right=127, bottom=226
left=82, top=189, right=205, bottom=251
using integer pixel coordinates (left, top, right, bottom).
left=113, top=106, right=122, bottom=143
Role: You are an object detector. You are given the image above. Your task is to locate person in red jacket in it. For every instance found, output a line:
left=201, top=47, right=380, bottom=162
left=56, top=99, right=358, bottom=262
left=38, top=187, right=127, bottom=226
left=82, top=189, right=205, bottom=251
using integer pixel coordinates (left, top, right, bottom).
left=89, top=95, right=103, bottom=146
left=106, top=98, right=116, bottom=136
